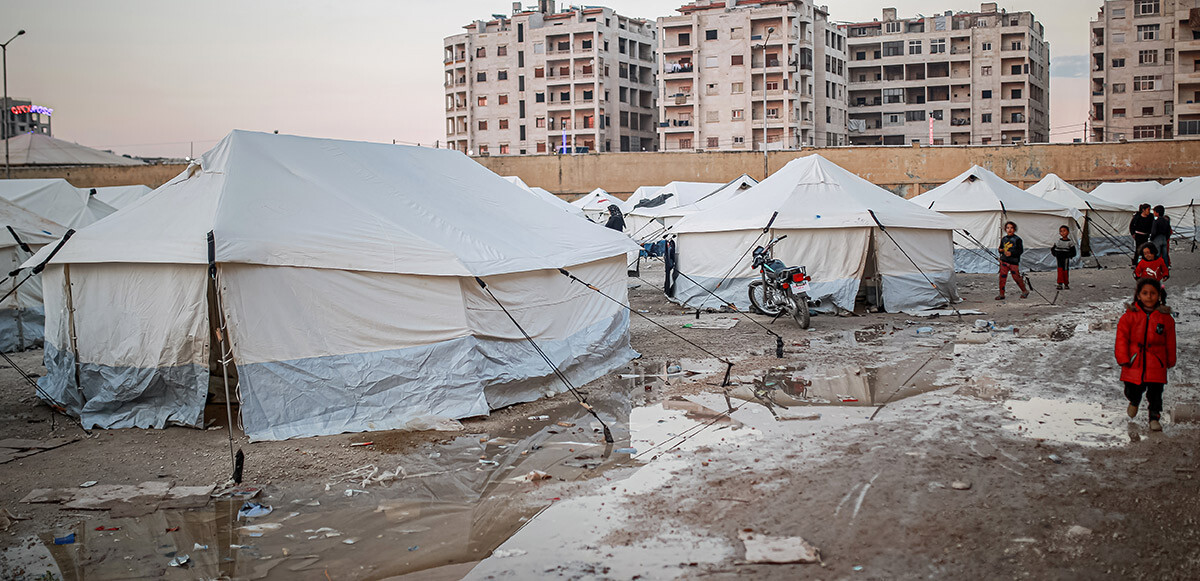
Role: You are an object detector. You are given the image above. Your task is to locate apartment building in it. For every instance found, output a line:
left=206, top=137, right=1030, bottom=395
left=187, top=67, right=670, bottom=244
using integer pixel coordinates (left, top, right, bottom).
left=1090, top=0, right=1200, bottom=141
left=656, top=0, right=848, bottom=151
left=844, top=3, right=1050, bottom=146
left=444, top=1, right=658, bottom=155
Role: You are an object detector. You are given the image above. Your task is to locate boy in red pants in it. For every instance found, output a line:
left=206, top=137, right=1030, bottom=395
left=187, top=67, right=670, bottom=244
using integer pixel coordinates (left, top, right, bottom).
left=1050, top=225, right=1076, bottom=290
left=996, top=221, right=1029, bottom=300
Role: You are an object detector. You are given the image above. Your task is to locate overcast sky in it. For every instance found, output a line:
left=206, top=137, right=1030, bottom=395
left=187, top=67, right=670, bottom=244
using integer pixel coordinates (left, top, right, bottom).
left=3, top=0, right=1093, bottom=158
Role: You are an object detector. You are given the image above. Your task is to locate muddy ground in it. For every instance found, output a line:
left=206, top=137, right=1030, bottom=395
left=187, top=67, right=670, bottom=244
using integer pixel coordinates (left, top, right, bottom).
left=1, top=246, right=1198, bottom=580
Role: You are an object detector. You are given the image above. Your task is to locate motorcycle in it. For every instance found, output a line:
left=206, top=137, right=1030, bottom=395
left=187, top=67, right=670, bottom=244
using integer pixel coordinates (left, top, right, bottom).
left=747, top=235, right=812, bottom=329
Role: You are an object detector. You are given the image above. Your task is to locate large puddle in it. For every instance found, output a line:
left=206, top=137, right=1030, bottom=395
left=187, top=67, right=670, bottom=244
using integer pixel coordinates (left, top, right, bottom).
left=1002, top=397, right=1130, bottom=448
left=731, top=359, right=945, bottom=410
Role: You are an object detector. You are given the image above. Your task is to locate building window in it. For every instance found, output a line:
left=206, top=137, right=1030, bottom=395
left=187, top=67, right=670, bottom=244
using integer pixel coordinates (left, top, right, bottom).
left=981, top=65, right=992, bottom=76
left=981, top=113, right=993, bottom=123
left=733, top=136, right=745, bottom=145
left=707, top=137, right=719, bottom=148
left=1112, top=58, right=1126, bottom=68
left=477, top=72, right=487, bottom=82
left=1134, top=75, right=1161, bottom=91
left=497, top=45, right=508, bottom=57
left=1011, top=64, right=1022, bottom=75
left=478, top=120, right=488, bottom=130
left=1141, top=106, right=1155, bottom=116
left=765, top=81, right=779, bottom=91
left=499, top=119, right=509, bottom=130
left=477, top=96, right=487, bottom=106
left=906, top=110, right=926, bottom=122
left=1113, top=33, right=1125, bottom=43
left=499, top=144, right=509, bottom=154
left=476, top=47, right=486, bottom=58
left=679, top=138, right=692, bottom=149
left=1165, top=101, right=1174, bottom=115
left=1139, top=50, right=1157, bottom=65
left=1137, top=24, right=1160, bottom=41
left=884, top=88, right=903, bottom=103
left=678, top=33, right=690, bottom=46
left=885, top=22, right=901, bottom=33
left=536, top=142, right=546, bottom=153
left=581, top=39, right=592, bottom=49
left=1113, top=108, right=1126, bottom=118
left=1135, top=0, right=1160, bottom=16
left=478, top=145, right=488, bottom=154
left=498, top=94, right=508, bottom=105
left=930, top=39, right=946, bottom=54
left=498, top=70, right=508, bottom=81
left=982, top=90, right=993, bottom=99
left=1011, top=89, right=1022, bottom=99
left=534, top=67, right=544, bottom=78
left=706, top=29, right=718, bottom=40
left=706, top=83, right=718, bottom=95
left=1113, top=7, right=1126, bottom=17
left=1165, top=49, right=1174, bottom=63
left=909, top=40, right=922, bottom=55
left=731, top=82, right=744, bottom=93
left=731, top=54, right=744, bottom=66
left=1112, top=83, right=1126, bottom=93
left=766, top=107, right=779, bottom=119
left=536, top=116, right=545, bottom=128
left=732, top=109, right=744, bottom=120
left=535, top=92, right=545, bottom=103
left=1133, top=125, right=1161, bottom=139
left=533, top=42, right=544, bottom=54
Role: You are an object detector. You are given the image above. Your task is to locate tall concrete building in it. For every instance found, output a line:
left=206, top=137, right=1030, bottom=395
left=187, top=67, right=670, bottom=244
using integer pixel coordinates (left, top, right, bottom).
left=844, top=3, right=1050, bottom=146
left=1090, top=0, right=1200, bottom=141
left=656, top=0, right=849, bottom=151
left=443, top=1, right=658, bottom=155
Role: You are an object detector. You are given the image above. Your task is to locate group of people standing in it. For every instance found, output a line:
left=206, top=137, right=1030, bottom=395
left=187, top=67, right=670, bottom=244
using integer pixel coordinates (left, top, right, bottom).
left=992, top=202, right=1177, bottom=433
left=1119, top=203, right=1176, bottom=432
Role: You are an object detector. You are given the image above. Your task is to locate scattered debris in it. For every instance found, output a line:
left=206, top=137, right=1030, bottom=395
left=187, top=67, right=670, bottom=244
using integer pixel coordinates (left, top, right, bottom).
left=79, top=481, right=97, bottom=488
left=492, top=548, right=528, bottom=558
left=237, top=502, right=273, bottom=519
left=951, top=480, right=972, bottom=491
left=349, top=442, right=373, bottom=447
left=168, top=554, right=190, bottom=567
left=240, top=523, right=282, bottom=534
left=522, top=470, right=551, bottom=482
left=20, top=481, right=211, bottom=517
left=915, top=327, right=934, bottom=335
left=738, top=529, right=821, bottom=564
left=0, top=437, right=80, bottom=464
left=556, top=421, right=575, bottom=428
left=615, top=448, right=637, bottom=454
left=1048, top=454, right=1063, bottom=464
left=1066, top=525, right=1092, bottom=538
left=682, top=317, right=739, bottom=330
left=53, top=533, right=75, bottom=545
left=193, top=543, right=209, bottom=550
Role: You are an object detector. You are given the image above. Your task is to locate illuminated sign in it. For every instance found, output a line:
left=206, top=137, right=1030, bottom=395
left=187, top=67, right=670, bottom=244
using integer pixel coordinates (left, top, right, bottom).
left=9, top=104, right=53, bottom=116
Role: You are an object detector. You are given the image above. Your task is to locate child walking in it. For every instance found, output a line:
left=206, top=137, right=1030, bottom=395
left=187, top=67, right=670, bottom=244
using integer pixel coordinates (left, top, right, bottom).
left=1115, top=278, right=1176, bottom=431
left=995, top=221, right=1029, bottom=300
left=1134, top=242, right=1169, bottom=283
left=1050, top=225, right=1076, bottom=290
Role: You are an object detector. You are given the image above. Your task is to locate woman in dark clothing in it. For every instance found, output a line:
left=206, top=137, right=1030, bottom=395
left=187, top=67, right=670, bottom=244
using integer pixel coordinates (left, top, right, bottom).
left=1129, top=204, right=1155, bottom=266
left=1150, top=205, right=1172, bottom=268
left=1115, top=278, right=1176, bottom=432
left=604, top=204, right=625, bottom=232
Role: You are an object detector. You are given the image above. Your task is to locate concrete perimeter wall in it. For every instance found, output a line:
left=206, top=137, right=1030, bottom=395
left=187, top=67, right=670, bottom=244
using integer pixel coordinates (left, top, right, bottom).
left=7, top=140, right=1199, bottom=200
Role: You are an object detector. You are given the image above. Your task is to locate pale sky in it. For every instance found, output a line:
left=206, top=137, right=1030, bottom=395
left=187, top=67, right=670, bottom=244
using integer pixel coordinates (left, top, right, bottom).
left=3, top=0, right=1093, bottom=158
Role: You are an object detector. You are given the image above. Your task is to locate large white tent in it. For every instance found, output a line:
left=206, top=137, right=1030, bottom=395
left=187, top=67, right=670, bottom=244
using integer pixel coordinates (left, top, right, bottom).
left=1026, top=174, right=1134, bottom=256
left=31, top=131, right=638, bottom=440
left=1089, top=180, right=1164, bottom=207
left=0, top=178, right=116, bottom=229
left=89, top=185, right=153, bottom=209
left=1, top=133, right=144, bottom=166
left=671, top=155, right=960, bottom=313
left=0, top=198, right=67, bottom=352
left=0, top=179, right=115, bottom=352
left=632, top=175, right=759, bottom=237
left=625, top=181, right=726, bottom=241
left=571, top=188, right=620, bottom=222
left=501, top=176, right=585, bottom=217
left=621, top=185, right=664, bottom=213
left=909, top=166, right=1081, bottom=273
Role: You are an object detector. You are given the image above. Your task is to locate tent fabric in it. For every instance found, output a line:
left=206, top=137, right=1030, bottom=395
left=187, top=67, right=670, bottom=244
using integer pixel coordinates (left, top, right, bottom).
left=1025, top=174, right=1133, bottom=257
left=2, top=133, right=144, bottom=166
left=0, top=198, right=67, bottom=352
left=620, top=185, right=665, bottom=213
left=35, top=131, right=639, bottom=440
left=501, top=176, right=586, bottom=217
left=1149, top=177, right=1199, bottom=240
left=670, top=155, right=959, bottom=313
left=0, top=178, right=116, bottom=229
left=625, top=181, right=725, bottom=242
left=909, top=166, right=1081, bottom=273
left=1088, top=181, right=1164, bottom=207
left=90, top=185, right=153, bottom=209
left=571, top=188, right=619, bottom=222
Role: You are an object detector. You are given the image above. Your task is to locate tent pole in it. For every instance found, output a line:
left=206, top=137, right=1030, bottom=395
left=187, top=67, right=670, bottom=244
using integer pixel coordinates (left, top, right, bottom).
left=208, top=232, right=238, bottom=479
left=62, top=264, right=82, bottom=391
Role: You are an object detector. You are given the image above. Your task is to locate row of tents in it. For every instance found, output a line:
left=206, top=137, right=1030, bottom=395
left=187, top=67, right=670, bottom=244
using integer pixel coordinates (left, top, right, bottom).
left=2, top=131, right=1195, bottom=443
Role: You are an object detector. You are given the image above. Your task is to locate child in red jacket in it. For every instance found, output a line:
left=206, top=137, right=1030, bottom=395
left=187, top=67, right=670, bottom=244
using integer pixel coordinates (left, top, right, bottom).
left=1115, top=278, right=1176, bottom=431
left=1134, top=243, right=1168, bottom=283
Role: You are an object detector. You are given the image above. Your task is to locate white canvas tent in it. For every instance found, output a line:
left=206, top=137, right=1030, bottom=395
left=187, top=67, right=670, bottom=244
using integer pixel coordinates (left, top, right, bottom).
left=1025, top=174, right=1134, bottom=256
left=909, top=166, right=1081, bottom=273
left=0, top=179, right=115, bottom=352
left=90, top=185, right=153, bottom=209
left=501, top=176, right=585, bottom=217
left=671, top=155, right=960, bottom=313
left=635, top=175, right=759, bottom=236
left=625, top=181, right=725, bottom=242
left=1, top=133, right=144, bottom=166
left=31, top=131, right=638, bottom=440
left=1089, top=180, right=1164, bottom=207
left=572, top=188, right=621, bottom=222
left=0, top=198, right=67, bottom=352
left=0, top=178, right=116, bottom=229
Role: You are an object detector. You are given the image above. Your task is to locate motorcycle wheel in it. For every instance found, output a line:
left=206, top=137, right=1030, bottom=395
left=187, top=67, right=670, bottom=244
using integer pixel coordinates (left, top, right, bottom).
left=748, top=281, right=783, bottom=317
left=790, top=293, right=811, bottom=329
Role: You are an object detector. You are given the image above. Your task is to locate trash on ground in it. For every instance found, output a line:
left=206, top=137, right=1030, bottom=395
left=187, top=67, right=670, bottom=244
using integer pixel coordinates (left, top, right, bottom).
left=192, top=543, right=209, bottom=550
left=349, top=442, right=373, bottom=447
left=237, top=502, right=273, bottom=519
left=168, top=554, right=190, bottom=567
left=1067, top=525, right=1092, bottom=538
left=240, top=523, right=282, bottom=534
left=915, top=327, right=934, bottom=334
left=53, top=533, right=75, bottom=545
left=492, top=548, right=528, bottom=558
left=616, top=448, right=637, bottom=454
left=20, top=481, right=210, bottom=517
left=1048, top=454, right=1063, bottom=464
left=79, top=481, right=97, bottom=488
left=901, top=309, right=984, bottom=317
left=527, top=415, right=549, bottom=421
left=522, top=470, right=551, bottom=482
left=951, top=480, right=972, bottom=491
left=738, top=529, right=821, bottom=564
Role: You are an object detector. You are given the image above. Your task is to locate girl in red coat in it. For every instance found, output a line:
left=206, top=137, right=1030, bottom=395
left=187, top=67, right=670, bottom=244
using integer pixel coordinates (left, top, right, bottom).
left=1115, top=278, right=1176, bottom=431
left=1133, top=243, right=1168, bottom=283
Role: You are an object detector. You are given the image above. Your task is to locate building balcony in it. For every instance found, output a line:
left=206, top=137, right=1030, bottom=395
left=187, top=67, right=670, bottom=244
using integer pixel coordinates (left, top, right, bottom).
left=663, top=44, right=693, bottom=54
left=1176, top=101, right=1200, bottom=114
left=1174, top=70, right=1200, bottom=84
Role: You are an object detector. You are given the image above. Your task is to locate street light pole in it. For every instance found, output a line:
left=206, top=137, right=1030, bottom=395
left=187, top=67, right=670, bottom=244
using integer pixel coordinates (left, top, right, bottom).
left=2, top=29, right=27, bottom=179
left=760, top=26, right=774, bottom=178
